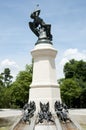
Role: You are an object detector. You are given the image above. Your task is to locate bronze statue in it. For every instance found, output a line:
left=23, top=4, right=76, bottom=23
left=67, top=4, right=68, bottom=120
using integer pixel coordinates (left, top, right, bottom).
left=54, top=101, right=69, bottom=122
left=37, top=102, right=54, bottom=123
left=29, top=7, right=52, bottom=41
left=22, top=101, right=36, bottom=124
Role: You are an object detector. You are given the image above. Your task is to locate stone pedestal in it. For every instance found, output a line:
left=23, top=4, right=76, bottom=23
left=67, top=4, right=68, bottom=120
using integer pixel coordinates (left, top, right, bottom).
left=29, top=42, right=61, bottom=112
left=35, top=124, right=57, bottom=130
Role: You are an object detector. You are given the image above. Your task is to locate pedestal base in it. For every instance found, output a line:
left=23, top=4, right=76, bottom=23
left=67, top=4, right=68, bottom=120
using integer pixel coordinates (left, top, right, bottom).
left=29, top=86, right=61, bottom=112
left=35, top=124, right=57, bottom=130
left=29, top=43, right=61, bottom=112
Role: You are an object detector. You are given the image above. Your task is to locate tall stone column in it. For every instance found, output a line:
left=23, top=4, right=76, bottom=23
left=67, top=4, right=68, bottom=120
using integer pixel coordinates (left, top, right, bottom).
left=29, top=31, right=61, bottom=112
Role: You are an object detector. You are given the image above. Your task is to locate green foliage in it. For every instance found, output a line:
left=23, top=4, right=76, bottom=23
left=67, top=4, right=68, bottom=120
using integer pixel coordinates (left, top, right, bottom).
left=0, top=74, right=3, bottom=86
left=0, top=64, right=32, bottom=108
left=1, top=87, right=12, bottom=108
left=10, top=82, right=29, bottom=108
left=80, top=87, right=86, bottom=108
left=11, top=67, right=32, bottom=108
left=1, top=68, right=13, bottom=87
left=76, top=60, right=86, bottom=81
left=60, top=59, right=86, bottom=108
left=60, top=79, right=82, bottom=108
left=64, top=59, right=86, bottom=81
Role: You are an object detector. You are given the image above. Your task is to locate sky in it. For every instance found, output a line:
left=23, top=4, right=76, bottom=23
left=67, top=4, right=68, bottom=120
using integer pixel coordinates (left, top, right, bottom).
left=0, top=0, right=86, bottom=80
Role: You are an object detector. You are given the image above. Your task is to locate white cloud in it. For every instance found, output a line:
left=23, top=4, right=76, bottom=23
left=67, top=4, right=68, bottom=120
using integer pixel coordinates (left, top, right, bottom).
left=0, top=59, right=20, bottom=81
left=60, top=58, right=69, bottom=66
left=0, top=59, right=19, bottom=68
left=60, top=48, right=86, bottom=66
left=64, top=48, right=78, bottom=57
left=57, top=48, right=86, bottom=79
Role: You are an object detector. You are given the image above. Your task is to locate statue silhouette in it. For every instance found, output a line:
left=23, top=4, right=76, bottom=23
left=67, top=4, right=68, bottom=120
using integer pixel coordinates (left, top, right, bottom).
left=29, top=7, right=52, bottom=41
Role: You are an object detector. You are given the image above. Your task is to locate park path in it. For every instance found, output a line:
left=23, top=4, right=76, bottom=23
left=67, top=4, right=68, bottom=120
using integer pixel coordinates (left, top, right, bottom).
left=61, top=122, right=79, bottom=130
left=13, top=115, right=80, bottom=130
left=0, top=109, right=22, bottom=118
left=14, top=121, right=80, bottom=130
left=13, top=116, right=36, bottom=130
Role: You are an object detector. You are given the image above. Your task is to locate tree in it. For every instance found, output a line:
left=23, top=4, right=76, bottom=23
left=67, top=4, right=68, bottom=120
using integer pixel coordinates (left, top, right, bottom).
left=1, top=68, right=13, bottom=87
left=60, top=79, right=82, bottom=108
left=9, top=64, right=33, bottom=108
left=64, top=59, right=86, bottom=82
left=80, top=87, right=86, bottom=108
left=1, top=87, right=12, bottom=108
left=0, top=64, right=33, bottom=108
left=64, top=59, right=77, bottom=79
left=59, top=59, right=86, bottom=108
left=0, top=68, right=13, bottom=108
left=0, top=74, right=3, bottom=86
left=76, top=60, right=86, bottom=81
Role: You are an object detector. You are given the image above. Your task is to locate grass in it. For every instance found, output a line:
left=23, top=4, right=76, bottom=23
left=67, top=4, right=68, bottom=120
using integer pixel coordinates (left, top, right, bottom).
left=0, top=127, right=10, bottom=130
left=80, top=124, right=86, bottom=130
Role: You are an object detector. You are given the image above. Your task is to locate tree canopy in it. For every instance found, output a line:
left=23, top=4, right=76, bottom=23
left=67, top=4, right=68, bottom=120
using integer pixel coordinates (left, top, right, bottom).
left=59, top=59, right=86, bottom=108
left=0, top=64, right=32, bottom=108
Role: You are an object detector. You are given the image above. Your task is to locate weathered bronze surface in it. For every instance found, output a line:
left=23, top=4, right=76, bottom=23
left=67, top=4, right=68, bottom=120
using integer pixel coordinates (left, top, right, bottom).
left=29, top=7, right=52, bottom=41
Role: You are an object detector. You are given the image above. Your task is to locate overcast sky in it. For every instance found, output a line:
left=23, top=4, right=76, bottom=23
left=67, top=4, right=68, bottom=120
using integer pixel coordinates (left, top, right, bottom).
left=0, top=0, right=86, bottom=80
